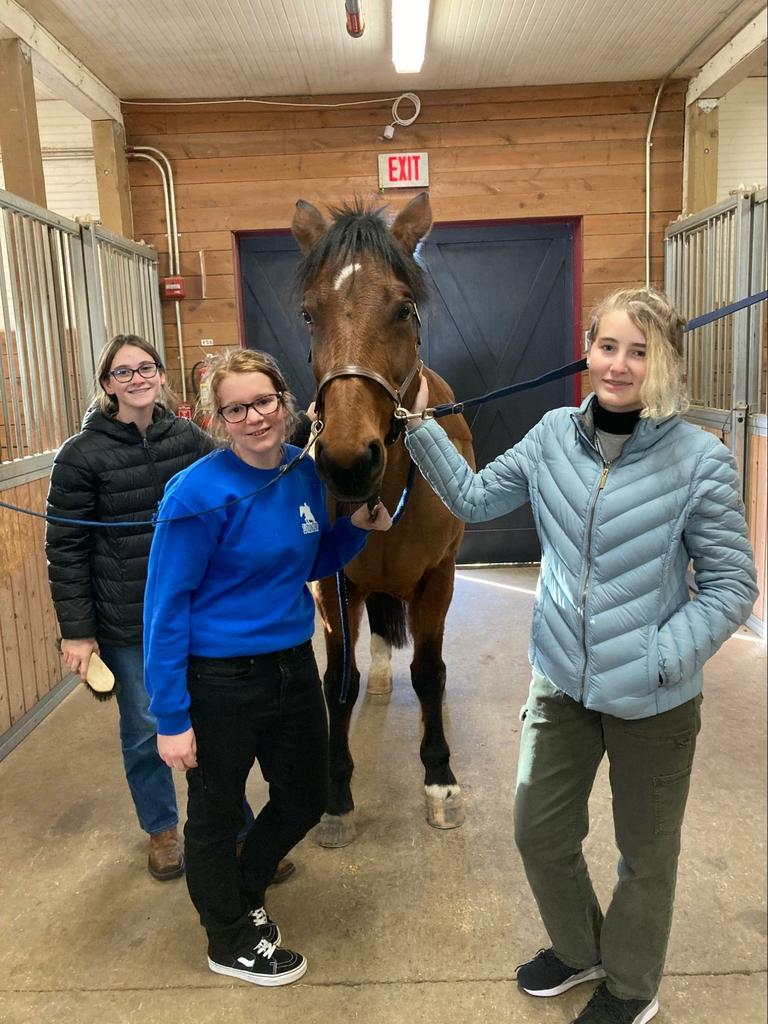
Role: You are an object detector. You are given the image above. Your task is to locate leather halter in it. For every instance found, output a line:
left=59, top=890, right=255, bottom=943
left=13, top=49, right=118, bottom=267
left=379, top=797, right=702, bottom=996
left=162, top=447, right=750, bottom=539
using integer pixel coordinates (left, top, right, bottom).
left=312, top=304, right=423, bottom=446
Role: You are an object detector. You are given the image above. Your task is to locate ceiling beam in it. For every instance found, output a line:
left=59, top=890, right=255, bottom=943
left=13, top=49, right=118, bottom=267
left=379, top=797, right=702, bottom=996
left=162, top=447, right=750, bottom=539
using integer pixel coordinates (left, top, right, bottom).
left=686, top=11, right=767, bottom=104
left=0, top=0, right=122, bottom=123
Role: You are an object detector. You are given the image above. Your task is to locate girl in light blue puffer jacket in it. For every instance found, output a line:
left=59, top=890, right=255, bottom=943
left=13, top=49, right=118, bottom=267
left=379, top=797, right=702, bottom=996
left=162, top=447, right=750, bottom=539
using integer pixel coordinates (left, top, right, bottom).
left=405, top=288, right=757, bottom=1024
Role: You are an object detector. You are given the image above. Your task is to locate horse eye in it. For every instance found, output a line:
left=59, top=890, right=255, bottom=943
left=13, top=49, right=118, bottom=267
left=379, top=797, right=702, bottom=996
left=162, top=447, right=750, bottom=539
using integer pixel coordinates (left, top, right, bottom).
left=301, top=308, right=313, bottom=325
left=397, top=304, right=412, bottom=321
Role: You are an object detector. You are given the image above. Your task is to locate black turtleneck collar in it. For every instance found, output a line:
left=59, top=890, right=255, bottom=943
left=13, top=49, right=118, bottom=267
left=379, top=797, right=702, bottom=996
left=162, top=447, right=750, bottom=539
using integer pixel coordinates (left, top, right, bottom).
left=592, top=397, right=641, bottom=435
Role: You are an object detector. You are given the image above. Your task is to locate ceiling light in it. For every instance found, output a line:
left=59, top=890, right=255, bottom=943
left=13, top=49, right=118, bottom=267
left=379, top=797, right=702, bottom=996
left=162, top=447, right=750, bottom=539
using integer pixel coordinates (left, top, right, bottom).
left=392, top=0, right=430, bottom=74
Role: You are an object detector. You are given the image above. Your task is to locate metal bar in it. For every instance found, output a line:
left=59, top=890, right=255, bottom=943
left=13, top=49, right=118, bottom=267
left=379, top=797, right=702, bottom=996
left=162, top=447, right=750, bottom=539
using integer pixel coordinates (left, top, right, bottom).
left=665, top=194, right=740, bottom=238
left=6, top=213, right=39, bottom=456
left=32, top=218, right=60, bottom=451
left=20, top=216, right=48, bottom=451
left=0, top=224, right=16, bottom=461
left=47, top=228, right=76, bottom=437
left=0, top=188, right=79, bottom=235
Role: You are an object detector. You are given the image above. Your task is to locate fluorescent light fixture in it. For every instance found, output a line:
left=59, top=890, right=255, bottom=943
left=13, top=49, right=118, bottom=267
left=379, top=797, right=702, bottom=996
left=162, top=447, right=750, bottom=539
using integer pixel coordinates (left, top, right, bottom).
left=392, top=0, right=430, bottom=74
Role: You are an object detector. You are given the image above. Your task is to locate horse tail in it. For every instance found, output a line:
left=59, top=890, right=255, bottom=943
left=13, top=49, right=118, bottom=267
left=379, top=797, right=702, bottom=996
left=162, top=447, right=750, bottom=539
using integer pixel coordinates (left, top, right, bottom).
left=365, top=592, right=409, bottom=649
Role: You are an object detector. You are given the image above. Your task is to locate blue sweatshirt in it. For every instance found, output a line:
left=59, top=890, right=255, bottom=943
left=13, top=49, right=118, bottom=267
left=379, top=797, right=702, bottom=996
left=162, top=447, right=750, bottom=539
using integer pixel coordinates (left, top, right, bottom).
left=143, top=446, right=368, bottom=735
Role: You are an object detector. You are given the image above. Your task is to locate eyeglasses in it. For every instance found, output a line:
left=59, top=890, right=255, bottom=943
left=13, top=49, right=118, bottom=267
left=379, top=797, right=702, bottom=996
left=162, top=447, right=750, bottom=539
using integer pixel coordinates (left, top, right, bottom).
left=218, top=393, right=283, bottom=423
left=109, top=361, right=160, bottom=383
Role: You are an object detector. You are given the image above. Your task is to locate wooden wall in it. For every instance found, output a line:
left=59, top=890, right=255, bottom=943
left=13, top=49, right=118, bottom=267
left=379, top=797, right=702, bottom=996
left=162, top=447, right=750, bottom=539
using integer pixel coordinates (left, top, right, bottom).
left=0, top=476, right=65, bottom=731
left=124, top=79, right=686, bottom=377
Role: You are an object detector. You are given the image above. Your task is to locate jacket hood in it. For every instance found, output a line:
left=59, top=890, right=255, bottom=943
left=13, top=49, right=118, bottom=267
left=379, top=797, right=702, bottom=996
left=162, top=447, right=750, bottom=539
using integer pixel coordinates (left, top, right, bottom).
left=81, top=403, right=177, bottom=443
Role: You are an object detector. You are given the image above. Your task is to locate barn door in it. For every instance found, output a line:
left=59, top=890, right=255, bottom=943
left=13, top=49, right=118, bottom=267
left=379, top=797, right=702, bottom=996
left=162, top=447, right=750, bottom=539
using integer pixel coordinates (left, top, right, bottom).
left=238, top=219, right=576, bottom=565
left=418, top=222, right=575, bottom=563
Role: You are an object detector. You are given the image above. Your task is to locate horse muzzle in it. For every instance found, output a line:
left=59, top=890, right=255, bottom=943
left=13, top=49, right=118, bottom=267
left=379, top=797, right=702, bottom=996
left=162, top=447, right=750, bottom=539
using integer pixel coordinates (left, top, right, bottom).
left=314, top=437, right=385, bottom=502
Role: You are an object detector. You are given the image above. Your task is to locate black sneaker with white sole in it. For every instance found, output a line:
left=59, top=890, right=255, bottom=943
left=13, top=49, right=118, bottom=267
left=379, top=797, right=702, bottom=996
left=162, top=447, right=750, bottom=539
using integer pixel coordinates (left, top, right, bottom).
left=208, top=938, right=307, bottom=987
left=249, top=906, right=280, bottom=945
left=571, top=982, right=659, bottom=1023
left=517, top=947, right=606, bottom=997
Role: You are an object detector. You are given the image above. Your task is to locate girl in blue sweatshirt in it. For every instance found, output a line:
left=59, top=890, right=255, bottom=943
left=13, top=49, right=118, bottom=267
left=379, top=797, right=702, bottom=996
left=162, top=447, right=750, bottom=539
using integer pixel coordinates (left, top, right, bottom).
left=144, top=349, right=390, bottom=987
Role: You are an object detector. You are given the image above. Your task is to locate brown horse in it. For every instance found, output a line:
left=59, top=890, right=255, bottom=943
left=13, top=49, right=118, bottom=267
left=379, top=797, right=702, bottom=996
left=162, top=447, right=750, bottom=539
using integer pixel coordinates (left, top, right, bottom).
left=291, top=193, right=474, bottom=847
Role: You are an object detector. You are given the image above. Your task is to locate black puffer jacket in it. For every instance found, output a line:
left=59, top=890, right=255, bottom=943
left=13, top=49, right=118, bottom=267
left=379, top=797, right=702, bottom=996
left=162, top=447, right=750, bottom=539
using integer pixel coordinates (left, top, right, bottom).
left=46, top=405, right=216, bottom=644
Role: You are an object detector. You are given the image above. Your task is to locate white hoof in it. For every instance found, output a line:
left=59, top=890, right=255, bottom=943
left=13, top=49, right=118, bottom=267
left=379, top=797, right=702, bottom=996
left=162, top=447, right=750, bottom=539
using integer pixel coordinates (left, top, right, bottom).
left=312, top=812, right=356, bottom=848
left=425, top=784, right=465, bottom=829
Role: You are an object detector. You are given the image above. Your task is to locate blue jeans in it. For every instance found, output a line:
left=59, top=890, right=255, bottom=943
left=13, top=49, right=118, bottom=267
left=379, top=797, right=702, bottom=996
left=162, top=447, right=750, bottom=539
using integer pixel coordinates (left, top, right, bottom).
left=100, top=642, right=256, bottom=838
left=99, top=642, right=179, bottom=836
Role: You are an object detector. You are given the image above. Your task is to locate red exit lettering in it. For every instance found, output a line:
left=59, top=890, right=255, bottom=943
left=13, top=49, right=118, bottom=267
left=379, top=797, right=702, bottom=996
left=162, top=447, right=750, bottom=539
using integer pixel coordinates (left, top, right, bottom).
left=387, top=154, right=422, bottom=182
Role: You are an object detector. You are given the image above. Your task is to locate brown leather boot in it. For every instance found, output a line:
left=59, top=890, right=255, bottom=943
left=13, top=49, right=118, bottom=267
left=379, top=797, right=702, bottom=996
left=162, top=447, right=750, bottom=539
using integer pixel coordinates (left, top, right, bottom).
left=148, top=827, right=184, bottom=881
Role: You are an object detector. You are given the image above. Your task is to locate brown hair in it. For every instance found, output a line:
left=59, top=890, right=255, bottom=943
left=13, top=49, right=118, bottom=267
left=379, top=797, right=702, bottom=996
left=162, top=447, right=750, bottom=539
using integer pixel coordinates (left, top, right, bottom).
left=202, top=348, right=299, bottom=442
left=93, top=334, right=177, bottom=416
left=586, top=287, right=689, bottom=419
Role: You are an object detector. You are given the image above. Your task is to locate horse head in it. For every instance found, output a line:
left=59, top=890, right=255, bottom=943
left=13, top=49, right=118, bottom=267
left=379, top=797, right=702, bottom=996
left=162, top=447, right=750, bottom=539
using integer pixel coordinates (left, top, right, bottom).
left=292, top=193, right=432, bottom=502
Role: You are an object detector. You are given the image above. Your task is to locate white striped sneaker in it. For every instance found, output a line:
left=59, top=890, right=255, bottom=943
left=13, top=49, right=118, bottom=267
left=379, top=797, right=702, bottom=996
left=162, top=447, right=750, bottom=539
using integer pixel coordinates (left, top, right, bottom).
left=249, top=905, right=281, bottom=945
left=208, top=938, right=306, bottom=987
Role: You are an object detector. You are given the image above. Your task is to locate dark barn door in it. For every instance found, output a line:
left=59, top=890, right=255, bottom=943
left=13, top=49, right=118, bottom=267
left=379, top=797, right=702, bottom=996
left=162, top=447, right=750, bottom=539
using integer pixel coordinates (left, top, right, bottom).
left=238, top=220, right=575, bottom=565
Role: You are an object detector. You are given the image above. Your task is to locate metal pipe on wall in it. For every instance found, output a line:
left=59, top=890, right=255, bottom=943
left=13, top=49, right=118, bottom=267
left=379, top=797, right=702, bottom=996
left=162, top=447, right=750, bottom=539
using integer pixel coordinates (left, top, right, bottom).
left=125, top=149, right=187, bottom=400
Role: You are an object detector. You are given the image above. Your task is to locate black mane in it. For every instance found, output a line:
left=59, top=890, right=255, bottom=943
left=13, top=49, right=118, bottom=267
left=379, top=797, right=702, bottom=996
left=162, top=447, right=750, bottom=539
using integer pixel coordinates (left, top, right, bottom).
left=296, top=198, right=427, bottom=301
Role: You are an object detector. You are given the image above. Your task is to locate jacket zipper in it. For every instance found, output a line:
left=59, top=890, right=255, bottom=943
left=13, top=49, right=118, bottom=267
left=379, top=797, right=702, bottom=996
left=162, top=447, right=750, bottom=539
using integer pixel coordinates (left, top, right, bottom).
left=143, top=436, right=164, bottom=511
left=579, top=459, right=610, bottom=699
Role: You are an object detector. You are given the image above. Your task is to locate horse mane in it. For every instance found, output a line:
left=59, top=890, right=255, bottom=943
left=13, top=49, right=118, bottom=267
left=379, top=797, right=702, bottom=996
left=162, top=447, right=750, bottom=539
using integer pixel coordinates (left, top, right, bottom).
left=296, top=197, right=427, bottom=301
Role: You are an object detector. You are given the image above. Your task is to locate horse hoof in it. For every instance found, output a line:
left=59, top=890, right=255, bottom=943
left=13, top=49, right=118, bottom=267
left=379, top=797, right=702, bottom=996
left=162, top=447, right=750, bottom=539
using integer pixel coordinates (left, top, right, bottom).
left=313, top=812, right=356, bottom=848
left=366, top=669, right=393, bottom=699
left=425, top=784, right=465, bottom=829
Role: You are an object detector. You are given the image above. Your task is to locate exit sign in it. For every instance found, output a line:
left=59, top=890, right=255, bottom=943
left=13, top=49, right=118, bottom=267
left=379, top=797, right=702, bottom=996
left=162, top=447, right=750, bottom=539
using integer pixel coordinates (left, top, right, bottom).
left=378, top=152, right=429, bottom=189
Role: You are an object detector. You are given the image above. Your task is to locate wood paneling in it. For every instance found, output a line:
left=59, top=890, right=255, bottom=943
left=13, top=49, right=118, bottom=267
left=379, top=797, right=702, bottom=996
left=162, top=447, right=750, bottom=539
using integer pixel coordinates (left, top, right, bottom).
left=124, top=79, right=685, bottom=380
left=0, top=476, right=65, bottom=730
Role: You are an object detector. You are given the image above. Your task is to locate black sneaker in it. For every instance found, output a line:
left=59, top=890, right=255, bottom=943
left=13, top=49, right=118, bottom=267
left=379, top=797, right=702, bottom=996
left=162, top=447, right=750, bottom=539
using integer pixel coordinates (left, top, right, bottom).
left=208, top=938, right=307, bottom=987
left=517, top=947, right=606, bottom=997
left=572, top=982, right=659, bottom=1024
left=249, top=906, right=281, bottom=945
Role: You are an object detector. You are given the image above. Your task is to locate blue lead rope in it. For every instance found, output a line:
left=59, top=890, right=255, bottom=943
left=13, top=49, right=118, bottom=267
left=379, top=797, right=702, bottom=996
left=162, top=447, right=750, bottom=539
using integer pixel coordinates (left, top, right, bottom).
left=1, top=288, right=766, bottom=533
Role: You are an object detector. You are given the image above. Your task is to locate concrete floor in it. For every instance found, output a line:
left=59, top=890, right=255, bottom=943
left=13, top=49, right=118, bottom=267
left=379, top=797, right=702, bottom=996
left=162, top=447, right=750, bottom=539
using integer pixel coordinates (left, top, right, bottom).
left=0, top=566, right=765, bottom=1024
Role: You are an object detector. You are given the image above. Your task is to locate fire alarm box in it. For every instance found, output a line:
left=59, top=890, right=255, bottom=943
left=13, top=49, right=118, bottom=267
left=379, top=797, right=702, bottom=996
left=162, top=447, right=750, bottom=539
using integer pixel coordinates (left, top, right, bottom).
left=160, top=276, right=186, bottom=299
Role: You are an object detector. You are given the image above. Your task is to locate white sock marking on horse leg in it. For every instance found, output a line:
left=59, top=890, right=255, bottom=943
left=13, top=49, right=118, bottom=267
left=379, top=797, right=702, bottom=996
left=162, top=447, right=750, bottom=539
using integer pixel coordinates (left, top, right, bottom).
left=425, top=784, right=462, bottom=799
left=334, top=262, right=362, bottom=290
left=367, top=633, right=392, bottom=694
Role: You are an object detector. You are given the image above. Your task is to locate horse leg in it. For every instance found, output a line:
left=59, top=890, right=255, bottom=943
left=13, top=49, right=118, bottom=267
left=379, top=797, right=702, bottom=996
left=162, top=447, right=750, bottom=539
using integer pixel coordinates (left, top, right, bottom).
left=408, top=560, right=465, bottom=830
left=312, top=575, right=365, bottom=848
left=364, top=593, right=408, bottom=700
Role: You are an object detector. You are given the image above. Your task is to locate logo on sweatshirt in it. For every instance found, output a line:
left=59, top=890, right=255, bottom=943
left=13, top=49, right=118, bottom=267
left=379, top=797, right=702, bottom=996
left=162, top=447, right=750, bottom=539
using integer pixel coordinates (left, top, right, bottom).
left=299, top=502, right=319, bottom=534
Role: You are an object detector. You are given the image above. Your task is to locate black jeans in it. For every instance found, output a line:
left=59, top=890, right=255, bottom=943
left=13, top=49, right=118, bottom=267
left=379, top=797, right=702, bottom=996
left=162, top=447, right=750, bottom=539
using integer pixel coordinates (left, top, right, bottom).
left=184, top=641, right=328, bottom=958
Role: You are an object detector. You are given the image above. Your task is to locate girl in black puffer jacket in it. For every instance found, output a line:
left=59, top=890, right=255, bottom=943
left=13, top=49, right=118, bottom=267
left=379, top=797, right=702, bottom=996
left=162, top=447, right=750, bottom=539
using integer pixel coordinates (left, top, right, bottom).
left=45, top=334, right=222, bottom=881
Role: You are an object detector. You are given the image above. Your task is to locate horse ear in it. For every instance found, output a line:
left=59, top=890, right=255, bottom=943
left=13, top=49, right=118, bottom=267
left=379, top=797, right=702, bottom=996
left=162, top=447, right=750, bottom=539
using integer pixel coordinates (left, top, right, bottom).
left=292, top=200, right=328, bottom=254
left=391, top=192, right=432, bottom=255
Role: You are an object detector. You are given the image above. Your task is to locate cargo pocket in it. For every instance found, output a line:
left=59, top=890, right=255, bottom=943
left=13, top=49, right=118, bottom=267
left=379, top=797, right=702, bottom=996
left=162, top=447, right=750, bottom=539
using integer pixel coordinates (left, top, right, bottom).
left=653, top=764, right=693, bottom=836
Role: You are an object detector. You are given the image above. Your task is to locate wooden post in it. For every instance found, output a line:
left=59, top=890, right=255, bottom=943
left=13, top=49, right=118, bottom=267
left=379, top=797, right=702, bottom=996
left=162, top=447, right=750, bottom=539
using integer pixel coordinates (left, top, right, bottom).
left=686, top=101, right=719, bottom=214
left=92, top=119, right=133, bottom=238
left=0, top=37, right=46, bottom=206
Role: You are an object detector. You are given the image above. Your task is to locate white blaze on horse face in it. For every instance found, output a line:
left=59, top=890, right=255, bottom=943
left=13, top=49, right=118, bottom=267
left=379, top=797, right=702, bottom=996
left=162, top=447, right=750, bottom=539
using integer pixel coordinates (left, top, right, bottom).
left=333, top=262, right=362, bottom=290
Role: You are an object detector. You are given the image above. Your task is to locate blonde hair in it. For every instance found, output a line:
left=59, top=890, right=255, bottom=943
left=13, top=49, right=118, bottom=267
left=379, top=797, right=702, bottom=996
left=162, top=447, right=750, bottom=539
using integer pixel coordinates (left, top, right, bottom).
left=202, top=348, right=299, bottom=442
left=586, top=287, right=688, bottom=419
left=93, top=334, right=177, bottom=416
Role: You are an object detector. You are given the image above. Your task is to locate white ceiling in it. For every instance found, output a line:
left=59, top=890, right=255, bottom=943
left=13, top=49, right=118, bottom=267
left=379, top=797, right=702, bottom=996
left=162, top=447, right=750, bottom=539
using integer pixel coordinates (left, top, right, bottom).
left=14, top=0, right=768, bottom=100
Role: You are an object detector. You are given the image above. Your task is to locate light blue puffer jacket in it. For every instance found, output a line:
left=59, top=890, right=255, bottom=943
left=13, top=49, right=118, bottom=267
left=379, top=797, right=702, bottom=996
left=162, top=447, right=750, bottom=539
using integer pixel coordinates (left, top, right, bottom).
left=405, top=395, right=758, bottom=719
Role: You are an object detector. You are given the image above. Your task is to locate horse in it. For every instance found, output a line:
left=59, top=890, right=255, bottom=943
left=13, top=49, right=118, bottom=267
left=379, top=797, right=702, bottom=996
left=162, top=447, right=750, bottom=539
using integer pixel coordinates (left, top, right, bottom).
left=291, top=192, right=475, bottom=847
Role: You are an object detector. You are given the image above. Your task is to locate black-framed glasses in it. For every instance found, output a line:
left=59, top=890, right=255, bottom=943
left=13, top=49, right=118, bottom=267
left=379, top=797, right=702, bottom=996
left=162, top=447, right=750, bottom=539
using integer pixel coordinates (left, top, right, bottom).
left=218, top=393, right=283, bottom=423
left=109, top=361, right=160, bottom=384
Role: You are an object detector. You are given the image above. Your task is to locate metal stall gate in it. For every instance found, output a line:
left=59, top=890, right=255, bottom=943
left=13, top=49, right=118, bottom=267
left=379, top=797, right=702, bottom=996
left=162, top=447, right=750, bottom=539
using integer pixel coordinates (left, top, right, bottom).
left=0, top=187, right=163, bottom=749
left=665, top=188, right=767, bottom=486
left=665, top=188, right=768, bottom=635
left=0, top=189, right=162, bottom=481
